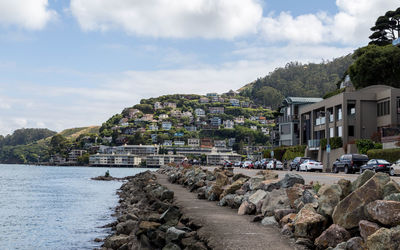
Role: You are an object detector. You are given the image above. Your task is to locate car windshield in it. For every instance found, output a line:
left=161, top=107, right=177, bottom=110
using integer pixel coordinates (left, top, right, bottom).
left=377, top=159, right=390, bottom=164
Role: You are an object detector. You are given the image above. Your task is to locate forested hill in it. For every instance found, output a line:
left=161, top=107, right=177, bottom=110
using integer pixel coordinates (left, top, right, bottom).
left=0, top=128, right=56, bottom=147
left=240, top=54, right=354, bottom=108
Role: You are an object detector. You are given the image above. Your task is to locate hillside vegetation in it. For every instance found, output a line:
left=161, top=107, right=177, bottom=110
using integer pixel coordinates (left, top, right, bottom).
left=240, top=55, right=354, bottom=108
left=0, top=126, right=100, bottom=164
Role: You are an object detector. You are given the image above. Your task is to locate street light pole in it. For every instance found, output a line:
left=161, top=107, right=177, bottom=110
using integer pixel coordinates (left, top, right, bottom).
left=325, top=110, right=331, bottom=172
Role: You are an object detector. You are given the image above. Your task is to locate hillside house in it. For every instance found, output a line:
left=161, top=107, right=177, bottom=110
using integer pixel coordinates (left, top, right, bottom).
left=210, top=117, right=221, bottom=127
left=162, top=122, right=172, bottom=130
left=195, top=108, right=206, bottom=117
left=199, top=97, right=209, bottom=104
left=154, top=102, right=163, bottom=110
left=223, top=120, right=234, bottom=129
left=159, top=114, right=169, bottom=120
left=209, top=107, right=224, bottom=114
left=187, top=138, right=200, bottom=147
left=229, top=99, right=240, bottom=106
left=164, top=102, right=177, bottom=109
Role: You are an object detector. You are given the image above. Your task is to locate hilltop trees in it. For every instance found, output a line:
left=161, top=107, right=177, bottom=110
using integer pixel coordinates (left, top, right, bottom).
left=348, top=45, right=400, bottom=89
left=369, top=8, right=400, bottom=46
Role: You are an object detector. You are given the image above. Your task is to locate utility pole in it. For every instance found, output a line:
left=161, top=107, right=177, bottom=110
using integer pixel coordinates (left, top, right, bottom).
left=325, top=110, right=331, bottom=172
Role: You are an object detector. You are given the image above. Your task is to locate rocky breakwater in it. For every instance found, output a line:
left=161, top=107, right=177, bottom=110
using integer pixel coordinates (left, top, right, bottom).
left=160, top=166, right=400, bottom=250
left=98, top=171, right=209, bottom=250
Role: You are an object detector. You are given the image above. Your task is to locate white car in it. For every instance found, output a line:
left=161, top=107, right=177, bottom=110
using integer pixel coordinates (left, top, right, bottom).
left=299, top=160, right=323, bottom=172
left=266, top=160, right=283, bottom=170
left=390, top=159, right=400, bottom=176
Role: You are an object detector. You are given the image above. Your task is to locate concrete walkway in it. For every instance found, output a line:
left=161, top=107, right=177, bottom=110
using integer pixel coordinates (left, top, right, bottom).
left=156, top=174, right=295, bottom=250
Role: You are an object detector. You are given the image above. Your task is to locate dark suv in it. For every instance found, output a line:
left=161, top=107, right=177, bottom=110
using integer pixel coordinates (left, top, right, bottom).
left=290, top=157, right=311, bottom=171
left=332, top=154, right=369, bottom=174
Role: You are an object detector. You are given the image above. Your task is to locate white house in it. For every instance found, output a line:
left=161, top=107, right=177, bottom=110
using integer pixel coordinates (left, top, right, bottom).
left=162, top=122, right=172, bottom=130
left=223, top=120, right=234, bottom=129
left=194, top=108, right=206, bottom=117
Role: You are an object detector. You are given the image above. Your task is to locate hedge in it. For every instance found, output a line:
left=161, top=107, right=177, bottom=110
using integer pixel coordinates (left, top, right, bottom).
left=320, top=137, right=343, bottom=150
left=264, top=145, right=306, bottom=161
left=367, top=148, right=400, bottom=163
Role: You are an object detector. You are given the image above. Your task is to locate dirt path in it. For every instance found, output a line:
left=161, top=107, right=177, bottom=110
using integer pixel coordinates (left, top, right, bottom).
left=156, top=173, right=295, bottom=250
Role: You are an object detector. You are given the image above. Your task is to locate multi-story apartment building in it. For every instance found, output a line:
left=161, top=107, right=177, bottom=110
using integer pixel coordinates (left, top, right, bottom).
left=299, top=85, right=400, bottom=151
left=68, top=149, right=87, bottom=163
left=210, top=117, right=221, bottom=127
left=89, top=154, right=142, bottom=167
left=278, top=97, right=323, bottom=146
left=214, top=140, right=226, bottom=148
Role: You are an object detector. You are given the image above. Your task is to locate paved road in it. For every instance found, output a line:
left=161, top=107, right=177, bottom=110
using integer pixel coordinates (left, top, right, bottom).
left=156, top=173, right=295, bottom=250
left=205, top=166, right=400, bottom=185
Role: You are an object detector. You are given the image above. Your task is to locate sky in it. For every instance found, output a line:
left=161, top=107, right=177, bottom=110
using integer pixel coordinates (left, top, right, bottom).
left=0, top=0, right=399, bottom=135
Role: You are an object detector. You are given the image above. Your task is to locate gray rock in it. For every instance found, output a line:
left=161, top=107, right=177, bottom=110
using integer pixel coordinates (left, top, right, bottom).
left=351, top=170, right=375, bottom=191
left=116, top=220, right=136, bottom=235
left=217, top=194, right=235, bottom=207
left=261, top=216, right=278, bottom=226
left=314, top=224, right=351, bottom=249
left=166, top=227, right=186, bottom=243
left=359, top=220, right=380, bottom=242
left=248, top=176, right=265, bottom=190
left=345, top=237, right=364, bottom=250
left=160, top=206, right=182, bottom=225
left=365, top=200, right=400, bottom=226
left=278, top=173, right=305, bottom=188
left=103, top=234, right=130, bottom=249
left=383, top=180, right=400, bottom=197
left=384, top=193, right=400, bottom=201
left=261, top=189, right=291, bottom=216
left=318, top=184, right=342, bottom=217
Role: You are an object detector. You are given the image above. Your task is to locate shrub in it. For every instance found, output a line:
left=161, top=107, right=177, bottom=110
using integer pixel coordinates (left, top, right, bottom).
left=320, top=137, right=343, bottom=150
left=264, top=145, right=306, bottom=161
left=356, top=139, right=382, bottom=154
left=105, top=170, right=110, bottom=177
left=367, top=148, right=400, bottom=162
left=312, top=182, right=322, bottom=193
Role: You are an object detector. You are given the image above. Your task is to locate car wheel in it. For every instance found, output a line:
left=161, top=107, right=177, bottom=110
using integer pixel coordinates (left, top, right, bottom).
left=390, top=168, right=395, bottom=176
left=296, top=166, right=299, bottom=171
left=344, top=165, right=349, bottom=174
left=333, top=166, right=338, bottom=173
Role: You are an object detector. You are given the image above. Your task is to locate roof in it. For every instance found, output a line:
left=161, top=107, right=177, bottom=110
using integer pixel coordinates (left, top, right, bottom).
left=284, top=97, right=323, bottom=104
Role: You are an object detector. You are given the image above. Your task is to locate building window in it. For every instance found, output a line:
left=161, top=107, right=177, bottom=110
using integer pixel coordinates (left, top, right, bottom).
left=329, top=127, right=334, bottom=138
left=348, top=126, right=355, bottom=137
left=281, top=124, right=291, bottom=135
left=337, top=108, right=342, bottom=120
left=337, top=126, right=343, bottom=137
left=378, top=100, right=390, bottom=116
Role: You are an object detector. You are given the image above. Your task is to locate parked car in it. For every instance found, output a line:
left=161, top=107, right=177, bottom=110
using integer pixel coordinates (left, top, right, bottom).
left=223, top=160, right=233, bottom=167
left=390, top=159, right=400, bottom=176
left=233, top=161, right=242, bottom=167
left=242, top=161, right=254, bottom=169
left=266, top=160, right=283, bottom=170
left=261, top=158, right=272, bottom=169
left=360, top=159, right=391, bottom=174
left=299, top=160, right=323, bottom=172
left=289, top=157, right=311, bottom=171
left=332, top=154, right=369, bottom=174
left=254, top=160, right=262, bottom=169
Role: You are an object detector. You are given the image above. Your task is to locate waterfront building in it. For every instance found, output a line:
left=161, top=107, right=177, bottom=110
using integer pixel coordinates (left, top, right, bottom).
left=146, top=155, right=185, bottom=167
left=187, top=138, right=200, bottom=147
left=68, top=149, right=87, bottom=163
left=214, top=140, right=226, bottom=148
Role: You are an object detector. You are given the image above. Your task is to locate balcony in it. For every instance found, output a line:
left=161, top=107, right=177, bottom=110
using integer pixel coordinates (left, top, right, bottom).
left=308, top=139, right=320, bottom=150
left=278, top=115, right=299, bottom=123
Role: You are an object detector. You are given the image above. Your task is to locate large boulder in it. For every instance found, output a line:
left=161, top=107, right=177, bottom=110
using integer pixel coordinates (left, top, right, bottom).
left=383, top=180, right=400, bottom=197
left=345, top=237, right=364, bottom=250
left=280, top=213, right=297, bottom=226
left=232, top=173, right=249, bottom=181
left=248, top=176, right=265, bottom=190
left=232, top=195, right=244, bottom=209
left=337, top=179, right=352, bottom=199
left=163, top=242, right=181, bottom=250
left=207, top=185, right=223, bottom=201
left=261, top=216, right=278, bottom=226
left=294, top=204, right=327, bottom=239
left=366, top=226, right=400, bottom=250
left=300, top=189, right=319, bottom=208
left=274, top=208, right=296, bottom=222
left=166, top=227, right=186, bottom=243
left=278, top=173, right=305, bottom=188
left=261, top=189, right=291, bottom=216
left=160, top=206, right=182, bottom=225
left=286, top=184, right=304, bottom=208
left=332, top=173, right=390, bottom=229
left=220, top=178, right=246, bottom=198
left=260, top=179, right=281, bottom=192
left=384, top=193, right=400, bottom=201
left=215, top=172, right=229, bottom=187
left=248, top=189, right=268, bottom=212
left=238, top=200, right=256, bottom=215
left=116, top=220, right=136, bottom=235
left=314, top=224, right=351, bottom=249
left=359, top=220, right=381, bottom=241
left=256, top=170, right=278, bottom=180
left=351, top=170, right=375, bottom=191
left=317, top=184, right=342, bottom=217
left=366, top=200, right=400, bottom=226
left=103, top=234, right=130, bottom=249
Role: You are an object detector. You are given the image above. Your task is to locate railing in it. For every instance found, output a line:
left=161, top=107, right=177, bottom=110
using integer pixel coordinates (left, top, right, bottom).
left=308, top=139, right=320, bottom=150
left=278, top=115, right=299, bottom=123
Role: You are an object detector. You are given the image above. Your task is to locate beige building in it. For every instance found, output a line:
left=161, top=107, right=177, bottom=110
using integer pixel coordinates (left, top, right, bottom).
left=89, top=154, right=142, bottom=167
left=146, top=155, right=185, bottom=167
left=299, top=85, right=400, bottom=154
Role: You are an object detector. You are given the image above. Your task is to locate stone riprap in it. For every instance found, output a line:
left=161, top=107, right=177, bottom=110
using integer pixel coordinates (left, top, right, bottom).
left=159, top=166, right=400, bottom=250
left=97, top=171, right=208, bottom=250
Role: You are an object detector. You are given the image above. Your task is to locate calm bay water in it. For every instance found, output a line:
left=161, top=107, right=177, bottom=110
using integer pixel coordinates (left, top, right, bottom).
left=0, top=164, right=151, bottom=250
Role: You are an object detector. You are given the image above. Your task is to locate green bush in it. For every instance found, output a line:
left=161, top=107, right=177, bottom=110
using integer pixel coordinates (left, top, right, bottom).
left=367, top=148, right=400, bottom=163
left=264, top=145, right=306, bottom=161
left=320, top=137, right=343, bottom=150
left=356, top=139, right=382, bottom=154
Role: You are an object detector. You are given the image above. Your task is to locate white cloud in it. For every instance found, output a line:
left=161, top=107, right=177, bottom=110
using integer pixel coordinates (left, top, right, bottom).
left=0, top=0, right=56, bottom=30
left=260, top=0, right=399, bottom=45
left=70, top=0, right=263, bottom=39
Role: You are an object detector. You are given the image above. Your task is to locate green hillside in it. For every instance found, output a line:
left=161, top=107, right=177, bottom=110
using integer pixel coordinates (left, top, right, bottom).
left=240, top=55, right=354, bottom=108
